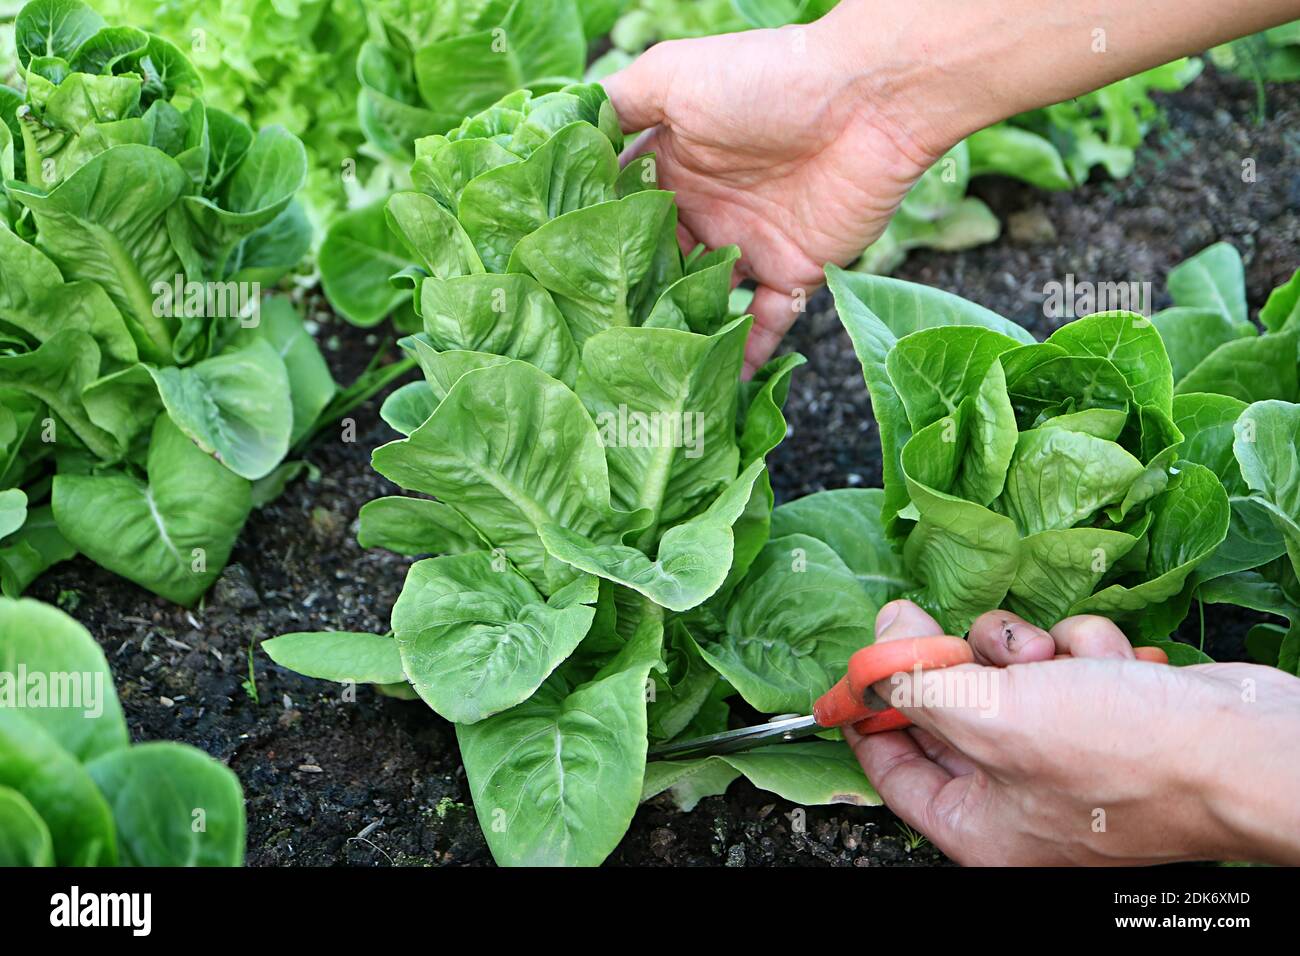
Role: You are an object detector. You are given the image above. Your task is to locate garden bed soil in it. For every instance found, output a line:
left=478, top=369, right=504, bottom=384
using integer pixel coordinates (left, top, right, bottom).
left=31, top=65, right=1299, bottom=867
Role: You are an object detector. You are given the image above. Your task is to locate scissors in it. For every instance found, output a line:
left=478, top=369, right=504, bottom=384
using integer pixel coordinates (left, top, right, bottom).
left=650, top=635, right=1170, bottom=760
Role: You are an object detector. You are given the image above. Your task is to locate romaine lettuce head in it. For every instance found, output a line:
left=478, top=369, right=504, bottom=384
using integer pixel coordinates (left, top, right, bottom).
left=4, top=0, right=311, bottom=362
left=828, top=266, right=1229, bottom=633
left=0, top=1, right=328, bottom=605
left=362, top=80, right=793, bottom=630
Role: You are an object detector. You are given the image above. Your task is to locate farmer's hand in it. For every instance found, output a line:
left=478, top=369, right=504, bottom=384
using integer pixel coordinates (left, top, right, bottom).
left=602, top=23, right=940, bottom=377
left=849, top=599, right=1300, bottom=866
left=602, top=0, right=1298, bottom=375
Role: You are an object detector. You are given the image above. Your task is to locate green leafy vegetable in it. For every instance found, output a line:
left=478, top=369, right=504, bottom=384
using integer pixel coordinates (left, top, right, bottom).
left=829, top=266, right=1229, bottom=635
left=1210, top=21, right=1300, bottom=120
left=268, top=84, right=885, bottom=866
left=0, top=596, right=245, bottom=866
left=356, top=0, right=587, bottom=163
left=641, top=740, right=880, bottom=811
left=0, top=0, right=336, bottom=604
left=97, top=0, right=373, bottom=233
left=1139, top=245, right=1300, bottom=673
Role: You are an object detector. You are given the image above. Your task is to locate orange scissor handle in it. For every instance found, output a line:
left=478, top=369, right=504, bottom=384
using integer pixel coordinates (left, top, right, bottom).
left=812, top=636, right=1171, bottom=737
left=812, top=636, right=973, bottom=735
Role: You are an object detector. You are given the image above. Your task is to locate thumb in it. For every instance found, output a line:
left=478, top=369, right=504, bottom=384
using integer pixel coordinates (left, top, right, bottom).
left=873, top=599, right=944, bottom=644
left=869, top=599, right=966, bottom=721
left=601, top=44, right=673, bottom=134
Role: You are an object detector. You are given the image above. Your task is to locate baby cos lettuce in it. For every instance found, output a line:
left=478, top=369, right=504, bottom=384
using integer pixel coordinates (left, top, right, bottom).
left=268, top=85, right=884, bottom=867
left=0, top=0, right=333, bottom=604
left=0, top=597, right=244, bottom=866
left=827, top=267, right=1230, bottom=641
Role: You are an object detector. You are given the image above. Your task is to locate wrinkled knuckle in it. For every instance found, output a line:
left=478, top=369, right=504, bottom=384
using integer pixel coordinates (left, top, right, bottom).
left=875, top=746, right=929, bottom=785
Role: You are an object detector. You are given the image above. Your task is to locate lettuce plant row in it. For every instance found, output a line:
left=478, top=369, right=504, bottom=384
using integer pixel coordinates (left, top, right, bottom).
left=281, top=81, right=1299, bottom=865
left=0, top=597, right=245, bottom=865
left=0, top=0, right=345, bottom=604
left=265, top=85, right=888, bottom=867
left=17, top=0, right=1266, bottom=301
left=1, top=0, right=1296, bottom=872
left=322, top=0, right=1210, bottom=326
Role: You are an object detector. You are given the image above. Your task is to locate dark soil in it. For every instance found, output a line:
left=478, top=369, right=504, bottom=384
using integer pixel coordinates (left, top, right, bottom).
left=32, top=64, right=1299, bottom=867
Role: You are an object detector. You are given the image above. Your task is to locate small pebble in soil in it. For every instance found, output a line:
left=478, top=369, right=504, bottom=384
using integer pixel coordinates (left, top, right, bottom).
left=1007, top=207, right=1057, bottom=245
left=841, top=821, right=864, bottom=851
left=815, top=820, right=837, bottom=846
left=649, top=828, right=676, bottom=860
left=212, top=563, right=262, bottom=610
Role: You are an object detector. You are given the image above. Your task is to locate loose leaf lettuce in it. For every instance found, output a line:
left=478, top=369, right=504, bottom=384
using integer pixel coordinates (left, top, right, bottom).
left=1150, top=246, right=1300, bottom=671
left=99, top=0, right=371, bottom=231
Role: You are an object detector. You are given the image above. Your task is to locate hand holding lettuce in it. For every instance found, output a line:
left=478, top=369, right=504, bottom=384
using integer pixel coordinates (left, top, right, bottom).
left=267, top=84, right=887, bottom=868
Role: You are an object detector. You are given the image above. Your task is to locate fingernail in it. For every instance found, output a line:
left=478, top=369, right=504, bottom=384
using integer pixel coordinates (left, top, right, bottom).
left=875, top=601, right=902, bottom=638
left=1003, top=621, right=1054, bottom=660
left=1002, top=621, right=1018, bottom=650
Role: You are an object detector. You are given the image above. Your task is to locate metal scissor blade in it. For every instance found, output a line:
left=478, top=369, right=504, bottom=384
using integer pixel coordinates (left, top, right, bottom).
left=648, top=714, right=821, bottom=760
